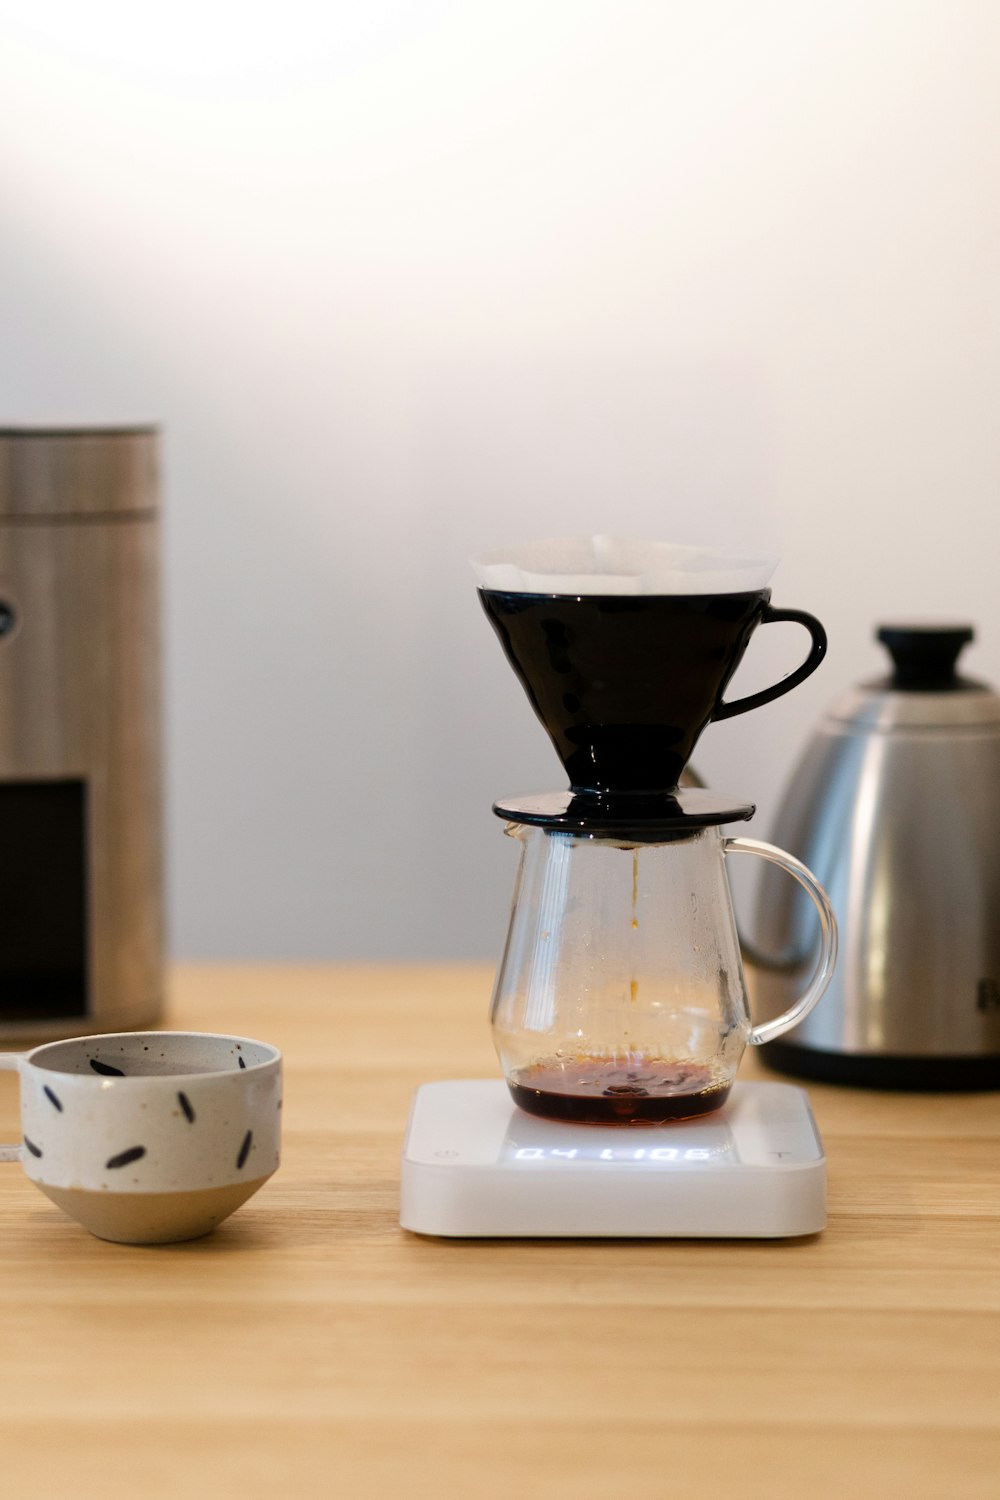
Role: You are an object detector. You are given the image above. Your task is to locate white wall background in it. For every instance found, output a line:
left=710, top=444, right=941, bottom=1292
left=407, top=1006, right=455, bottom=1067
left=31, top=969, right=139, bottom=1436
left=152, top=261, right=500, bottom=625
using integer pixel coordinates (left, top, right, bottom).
left=0, top=1, right=998, bottom=959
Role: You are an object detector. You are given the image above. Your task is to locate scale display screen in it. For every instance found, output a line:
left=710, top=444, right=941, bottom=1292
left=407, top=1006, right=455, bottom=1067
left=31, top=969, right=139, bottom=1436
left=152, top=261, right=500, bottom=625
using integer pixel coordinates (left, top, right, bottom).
left=502, top=1118, right=737, bottom=1168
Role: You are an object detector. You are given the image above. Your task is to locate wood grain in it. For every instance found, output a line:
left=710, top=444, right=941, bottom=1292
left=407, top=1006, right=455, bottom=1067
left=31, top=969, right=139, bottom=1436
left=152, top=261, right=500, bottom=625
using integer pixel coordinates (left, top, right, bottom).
left=1, top=963, right=999, bottom=1499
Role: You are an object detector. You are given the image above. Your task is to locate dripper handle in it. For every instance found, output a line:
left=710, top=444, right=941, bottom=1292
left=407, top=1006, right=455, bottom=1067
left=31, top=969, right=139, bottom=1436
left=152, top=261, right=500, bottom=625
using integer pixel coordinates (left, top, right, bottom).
left=713, top=606, right=827, bottom=721
left=724, top=837, right=838, bottom=1046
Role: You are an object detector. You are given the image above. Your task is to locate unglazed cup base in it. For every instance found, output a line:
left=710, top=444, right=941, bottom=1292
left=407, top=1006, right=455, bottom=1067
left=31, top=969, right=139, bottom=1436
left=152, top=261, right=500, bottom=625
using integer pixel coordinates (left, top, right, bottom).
left=37, top=1174, right=275, bottom=1245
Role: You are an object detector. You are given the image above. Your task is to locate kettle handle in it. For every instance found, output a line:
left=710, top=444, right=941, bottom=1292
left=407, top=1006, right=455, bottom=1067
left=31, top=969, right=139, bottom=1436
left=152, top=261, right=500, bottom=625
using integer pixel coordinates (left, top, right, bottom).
left=724, top=837, right=838, bottom=1046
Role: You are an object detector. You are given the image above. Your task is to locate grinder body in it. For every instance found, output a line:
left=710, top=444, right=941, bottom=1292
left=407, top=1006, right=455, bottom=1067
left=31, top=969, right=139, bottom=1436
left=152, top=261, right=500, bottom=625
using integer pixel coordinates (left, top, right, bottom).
left=0, top=428, right=162, bottom=1040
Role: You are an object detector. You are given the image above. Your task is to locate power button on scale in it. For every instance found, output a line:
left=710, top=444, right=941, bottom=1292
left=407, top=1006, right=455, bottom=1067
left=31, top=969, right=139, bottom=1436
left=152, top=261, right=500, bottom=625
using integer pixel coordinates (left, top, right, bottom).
left=0, top=601, right=17, bottom=638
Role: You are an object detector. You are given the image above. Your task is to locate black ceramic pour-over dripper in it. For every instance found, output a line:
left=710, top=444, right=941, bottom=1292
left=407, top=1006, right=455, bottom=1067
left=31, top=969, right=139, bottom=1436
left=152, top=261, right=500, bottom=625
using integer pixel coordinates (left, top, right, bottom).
left=479, top=588, right=827, bottom=802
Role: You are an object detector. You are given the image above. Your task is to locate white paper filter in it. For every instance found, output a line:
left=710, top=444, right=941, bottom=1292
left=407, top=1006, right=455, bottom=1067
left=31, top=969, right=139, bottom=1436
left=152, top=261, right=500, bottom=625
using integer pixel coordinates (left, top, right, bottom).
left=471, top=537, right=779, bottom=595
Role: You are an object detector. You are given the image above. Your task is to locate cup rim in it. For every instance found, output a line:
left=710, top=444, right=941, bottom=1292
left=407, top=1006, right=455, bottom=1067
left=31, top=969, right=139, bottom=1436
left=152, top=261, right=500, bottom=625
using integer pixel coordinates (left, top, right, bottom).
left=21, top=1030, right=282, bottom=1081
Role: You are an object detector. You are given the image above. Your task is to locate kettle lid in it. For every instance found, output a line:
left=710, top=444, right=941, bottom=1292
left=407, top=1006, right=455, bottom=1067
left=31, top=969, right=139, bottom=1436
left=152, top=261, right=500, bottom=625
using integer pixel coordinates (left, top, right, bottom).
left=828, top=622, right=1000, bottom=729
left=876, top=623, right=975, bottom=691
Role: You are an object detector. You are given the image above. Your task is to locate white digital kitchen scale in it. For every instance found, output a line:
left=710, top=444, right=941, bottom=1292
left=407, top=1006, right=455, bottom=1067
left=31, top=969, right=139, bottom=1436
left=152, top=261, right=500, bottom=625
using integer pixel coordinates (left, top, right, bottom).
left=400, top=1079, right=825, bottom=1238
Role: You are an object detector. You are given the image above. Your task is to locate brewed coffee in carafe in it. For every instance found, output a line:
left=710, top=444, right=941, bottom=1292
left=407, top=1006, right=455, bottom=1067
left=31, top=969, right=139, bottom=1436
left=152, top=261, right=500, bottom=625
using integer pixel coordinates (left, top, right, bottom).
left=475, top=537, right=836, bottom=1125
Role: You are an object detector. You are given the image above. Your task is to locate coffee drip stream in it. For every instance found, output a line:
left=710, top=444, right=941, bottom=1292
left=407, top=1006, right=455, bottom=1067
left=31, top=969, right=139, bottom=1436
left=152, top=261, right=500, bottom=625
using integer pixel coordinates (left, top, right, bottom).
left=475, top=538, right=837, bottom=1125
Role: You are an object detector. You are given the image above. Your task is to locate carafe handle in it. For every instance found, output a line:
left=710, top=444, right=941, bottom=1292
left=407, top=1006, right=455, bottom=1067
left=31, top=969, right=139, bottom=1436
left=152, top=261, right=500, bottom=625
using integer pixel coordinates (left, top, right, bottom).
left=724, top=837, right=838, bottom=1045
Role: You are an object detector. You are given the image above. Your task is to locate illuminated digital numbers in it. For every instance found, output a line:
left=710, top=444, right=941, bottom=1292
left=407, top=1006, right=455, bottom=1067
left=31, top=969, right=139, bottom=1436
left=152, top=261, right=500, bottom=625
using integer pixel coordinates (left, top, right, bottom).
left=513, top=1147, right=580, bottom=1159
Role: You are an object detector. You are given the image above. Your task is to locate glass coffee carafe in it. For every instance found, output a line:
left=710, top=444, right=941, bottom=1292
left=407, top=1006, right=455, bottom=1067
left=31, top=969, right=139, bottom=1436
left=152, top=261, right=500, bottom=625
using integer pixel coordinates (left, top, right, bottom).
left=474, top=537, right=838, bottom=1126
left=492, top=819, right=836, bottom=1125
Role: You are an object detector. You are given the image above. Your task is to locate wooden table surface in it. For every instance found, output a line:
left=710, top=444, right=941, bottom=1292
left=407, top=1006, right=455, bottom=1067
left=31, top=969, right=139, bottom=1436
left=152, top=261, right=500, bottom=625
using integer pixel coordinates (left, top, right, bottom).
left=2, top=963, right=999, bottom=1499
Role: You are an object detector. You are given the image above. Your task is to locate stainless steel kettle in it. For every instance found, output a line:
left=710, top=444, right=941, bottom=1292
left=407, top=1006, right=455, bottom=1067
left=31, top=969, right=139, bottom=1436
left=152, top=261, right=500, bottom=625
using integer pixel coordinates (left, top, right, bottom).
left=751, top=624, right=1000, bottom=1089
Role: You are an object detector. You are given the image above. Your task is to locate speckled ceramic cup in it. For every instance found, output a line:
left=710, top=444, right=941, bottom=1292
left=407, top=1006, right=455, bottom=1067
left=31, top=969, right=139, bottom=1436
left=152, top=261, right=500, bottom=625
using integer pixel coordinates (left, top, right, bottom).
left=0, top=1031, right=281, bottom=1244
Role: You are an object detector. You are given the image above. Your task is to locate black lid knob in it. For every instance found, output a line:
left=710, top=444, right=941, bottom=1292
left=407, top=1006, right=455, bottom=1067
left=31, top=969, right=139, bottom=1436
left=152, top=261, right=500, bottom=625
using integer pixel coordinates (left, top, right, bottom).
left=876, top=624, right=974, bottom=690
